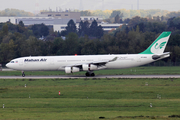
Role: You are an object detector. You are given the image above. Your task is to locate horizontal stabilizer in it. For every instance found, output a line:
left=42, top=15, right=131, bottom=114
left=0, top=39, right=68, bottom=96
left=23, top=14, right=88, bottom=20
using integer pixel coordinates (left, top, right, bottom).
left=152, top=52, right=170, bottom=60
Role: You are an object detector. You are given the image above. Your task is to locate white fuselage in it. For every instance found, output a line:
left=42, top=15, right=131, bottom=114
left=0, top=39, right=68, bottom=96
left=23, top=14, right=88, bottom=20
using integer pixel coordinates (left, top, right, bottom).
left=5, top=32, right=171, bottom=76
left=6, top=54, right=165, bottom=71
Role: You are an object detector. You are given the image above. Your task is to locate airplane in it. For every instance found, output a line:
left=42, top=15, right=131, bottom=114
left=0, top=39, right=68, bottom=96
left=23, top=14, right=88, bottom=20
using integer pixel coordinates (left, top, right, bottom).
left=6, top=32, right=171, bottom=77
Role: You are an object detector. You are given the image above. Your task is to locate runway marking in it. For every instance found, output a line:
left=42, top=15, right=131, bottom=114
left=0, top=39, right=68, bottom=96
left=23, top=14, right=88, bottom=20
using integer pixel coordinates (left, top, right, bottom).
left=0, top=75, right=180, bottom=79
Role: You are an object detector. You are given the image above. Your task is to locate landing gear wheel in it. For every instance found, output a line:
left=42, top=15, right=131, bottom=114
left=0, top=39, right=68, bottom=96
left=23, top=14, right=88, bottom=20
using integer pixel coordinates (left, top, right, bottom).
left=22, top=72, right=25, bottom=77
left=85, top=72, right=95, bottom=77
left=85, top=72, right=90, bottom=77
left=91, top=73, right=95, bottom=76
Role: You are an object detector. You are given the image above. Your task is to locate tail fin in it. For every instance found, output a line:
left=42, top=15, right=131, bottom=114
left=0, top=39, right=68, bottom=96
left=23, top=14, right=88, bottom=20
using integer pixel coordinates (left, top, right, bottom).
left=140, top=32, right=171, bottom=54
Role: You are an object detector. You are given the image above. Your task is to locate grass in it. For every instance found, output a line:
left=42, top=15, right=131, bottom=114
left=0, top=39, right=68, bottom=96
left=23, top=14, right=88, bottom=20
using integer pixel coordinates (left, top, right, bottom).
left=1, top=66, right=180, bottom=76
left=0, top=78, right=180, bottom=119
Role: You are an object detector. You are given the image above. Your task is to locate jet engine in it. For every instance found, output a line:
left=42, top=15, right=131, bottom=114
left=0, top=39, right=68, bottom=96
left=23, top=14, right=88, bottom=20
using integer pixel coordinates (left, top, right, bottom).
left=82, top=64, right=98, bottom=71
left=65, top=67, right=79, bottom=73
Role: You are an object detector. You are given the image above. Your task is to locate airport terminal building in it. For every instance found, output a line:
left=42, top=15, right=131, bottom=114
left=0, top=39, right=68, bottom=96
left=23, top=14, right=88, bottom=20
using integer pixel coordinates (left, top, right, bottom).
left=0, top=12, right=123, bottom=32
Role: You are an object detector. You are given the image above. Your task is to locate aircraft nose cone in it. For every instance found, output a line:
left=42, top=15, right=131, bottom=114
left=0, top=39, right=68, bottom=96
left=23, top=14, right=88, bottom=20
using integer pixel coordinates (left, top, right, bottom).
left=6, top=63, right=10, bottom=68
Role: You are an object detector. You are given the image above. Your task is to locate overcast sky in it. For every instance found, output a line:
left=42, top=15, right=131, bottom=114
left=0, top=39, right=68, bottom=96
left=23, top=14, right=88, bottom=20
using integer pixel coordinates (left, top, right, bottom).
left=1, top=0, right=180, bottom=13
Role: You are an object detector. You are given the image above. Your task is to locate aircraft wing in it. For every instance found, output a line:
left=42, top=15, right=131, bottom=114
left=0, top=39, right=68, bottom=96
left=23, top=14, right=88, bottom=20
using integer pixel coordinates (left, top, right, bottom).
left=90, top=57, right=118, bottom=66
left=63, top=57, right=118, bottom=68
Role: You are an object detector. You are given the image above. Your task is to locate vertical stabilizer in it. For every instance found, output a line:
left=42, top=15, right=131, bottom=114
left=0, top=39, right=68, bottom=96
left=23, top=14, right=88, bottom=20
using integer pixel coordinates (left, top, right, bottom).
left=140, top=32, right=171, bottom=54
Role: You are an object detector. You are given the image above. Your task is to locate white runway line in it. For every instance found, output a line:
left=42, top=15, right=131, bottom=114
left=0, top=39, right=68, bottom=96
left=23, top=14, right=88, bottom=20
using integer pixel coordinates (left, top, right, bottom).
left=0, top=75, right=180, bottom=79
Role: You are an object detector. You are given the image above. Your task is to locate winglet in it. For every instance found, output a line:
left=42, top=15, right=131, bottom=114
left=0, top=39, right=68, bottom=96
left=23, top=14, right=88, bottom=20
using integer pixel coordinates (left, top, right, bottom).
left=140, top=32, right=171, bottom=54
left=109, top=57, right=118, bottom=62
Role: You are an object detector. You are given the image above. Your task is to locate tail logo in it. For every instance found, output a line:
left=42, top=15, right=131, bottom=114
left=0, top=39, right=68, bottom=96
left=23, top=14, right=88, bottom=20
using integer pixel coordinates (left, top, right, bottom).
left=139, top=32, right=171, bottom=54
left=154, top=41, right=166, bottom=49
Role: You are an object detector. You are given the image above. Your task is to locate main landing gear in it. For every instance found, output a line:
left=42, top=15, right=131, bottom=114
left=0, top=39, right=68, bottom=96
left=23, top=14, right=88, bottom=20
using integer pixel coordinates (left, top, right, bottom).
left=22, top=71, right=25, bottom=77
left=85, top=71, right=95, bottom=77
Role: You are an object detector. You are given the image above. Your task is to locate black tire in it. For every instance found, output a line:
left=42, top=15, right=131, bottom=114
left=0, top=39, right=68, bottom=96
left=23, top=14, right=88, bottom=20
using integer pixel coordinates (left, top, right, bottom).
left=22, top=73, right=25, bottom=77
left=91, top=73, right=95, bottom=76
left=85, top=72, right=90, bottom=76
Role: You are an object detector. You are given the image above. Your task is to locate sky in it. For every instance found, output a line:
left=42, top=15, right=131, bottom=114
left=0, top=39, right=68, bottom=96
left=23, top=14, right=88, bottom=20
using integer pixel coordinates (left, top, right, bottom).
left=0, top=0, right=180, bottom=13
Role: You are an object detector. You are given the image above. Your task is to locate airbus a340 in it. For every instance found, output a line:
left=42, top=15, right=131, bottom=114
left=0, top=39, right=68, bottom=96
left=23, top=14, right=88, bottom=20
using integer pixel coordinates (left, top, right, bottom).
left=6, top=32, right=171, bottom=77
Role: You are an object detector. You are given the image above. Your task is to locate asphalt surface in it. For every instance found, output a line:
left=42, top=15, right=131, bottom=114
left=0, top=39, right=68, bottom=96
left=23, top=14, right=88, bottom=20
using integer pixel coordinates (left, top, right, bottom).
left=0, top=75, right=180, bottom=79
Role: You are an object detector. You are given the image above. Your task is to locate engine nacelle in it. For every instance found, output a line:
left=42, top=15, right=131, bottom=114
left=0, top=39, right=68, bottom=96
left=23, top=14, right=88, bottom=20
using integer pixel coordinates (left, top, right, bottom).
left=65, top=67, right=79, bottom=73
left=82, top=64, right=98, bottom=71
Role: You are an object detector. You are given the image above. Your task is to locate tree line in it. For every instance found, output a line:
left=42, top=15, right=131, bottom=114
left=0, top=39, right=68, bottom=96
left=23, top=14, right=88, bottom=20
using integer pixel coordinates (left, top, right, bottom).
left=61, top=19, right=104, bottom=38
left=1, top=16, right=180, bottom=66
left=81, top=9, right=177, bottom=19
left=1, top=8, right=180, bottom=20
left=0, top=8, right=34, bottom=17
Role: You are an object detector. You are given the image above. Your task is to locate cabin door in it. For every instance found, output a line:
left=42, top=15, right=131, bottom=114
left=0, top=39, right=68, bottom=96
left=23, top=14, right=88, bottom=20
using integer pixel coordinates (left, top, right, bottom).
left=19, top=59, right=23, bottom=66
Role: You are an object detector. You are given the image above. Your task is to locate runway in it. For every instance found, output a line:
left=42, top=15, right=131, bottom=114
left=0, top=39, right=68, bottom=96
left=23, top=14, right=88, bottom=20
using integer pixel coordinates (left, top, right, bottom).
left=0, top=75, right=180, bottom=79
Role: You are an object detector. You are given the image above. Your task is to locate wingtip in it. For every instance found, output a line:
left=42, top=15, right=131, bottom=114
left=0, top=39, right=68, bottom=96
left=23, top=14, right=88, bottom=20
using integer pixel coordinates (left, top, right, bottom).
left=109, top=57, right=118, bottom=62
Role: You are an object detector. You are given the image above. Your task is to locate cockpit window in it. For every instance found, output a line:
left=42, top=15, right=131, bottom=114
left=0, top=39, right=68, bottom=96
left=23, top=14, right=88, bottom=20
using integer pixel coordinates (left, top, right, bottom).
left=10, top=61, right=14, bottom=63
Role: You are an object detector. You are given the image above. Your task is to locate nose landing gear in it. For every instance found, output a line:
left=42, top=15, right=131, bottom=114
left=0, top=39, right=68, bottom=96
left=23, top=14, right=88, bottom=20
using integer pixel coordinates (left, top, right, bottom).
left=22, top=71, right=25, bottom=77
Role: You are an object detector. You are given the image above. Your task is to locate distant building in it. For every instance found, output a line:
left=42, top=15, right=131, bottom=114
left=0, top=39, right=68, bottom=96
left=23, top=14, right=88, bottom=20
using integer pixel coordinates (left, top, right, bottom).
left=99, top=23, right=123, bottom=32
left=0, top=17, right=16, bottom=24
left=0, top=12, right=124, bottom=32
left=80, top=16, right=103, bottom=23
left=0, top=16, right=76, bottom=32
left=39, top=12, right=80, bottom=23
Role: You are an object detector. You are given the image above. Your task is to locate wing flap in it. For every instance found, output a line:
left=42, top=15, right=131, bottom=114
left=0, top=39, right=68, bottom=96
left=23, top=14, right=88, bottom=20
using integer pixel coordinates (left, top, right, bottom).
left=63, top=57, right=118, bottom=69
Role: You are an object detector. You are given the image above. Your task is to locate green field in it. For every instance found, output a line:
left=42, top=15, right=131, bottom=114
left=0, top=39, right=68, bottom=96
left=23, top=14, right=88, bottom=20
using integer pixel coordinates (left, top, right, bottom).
left=1, top=66, right=180, bottom=76
left=0, top=78, right=180, bottom=120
